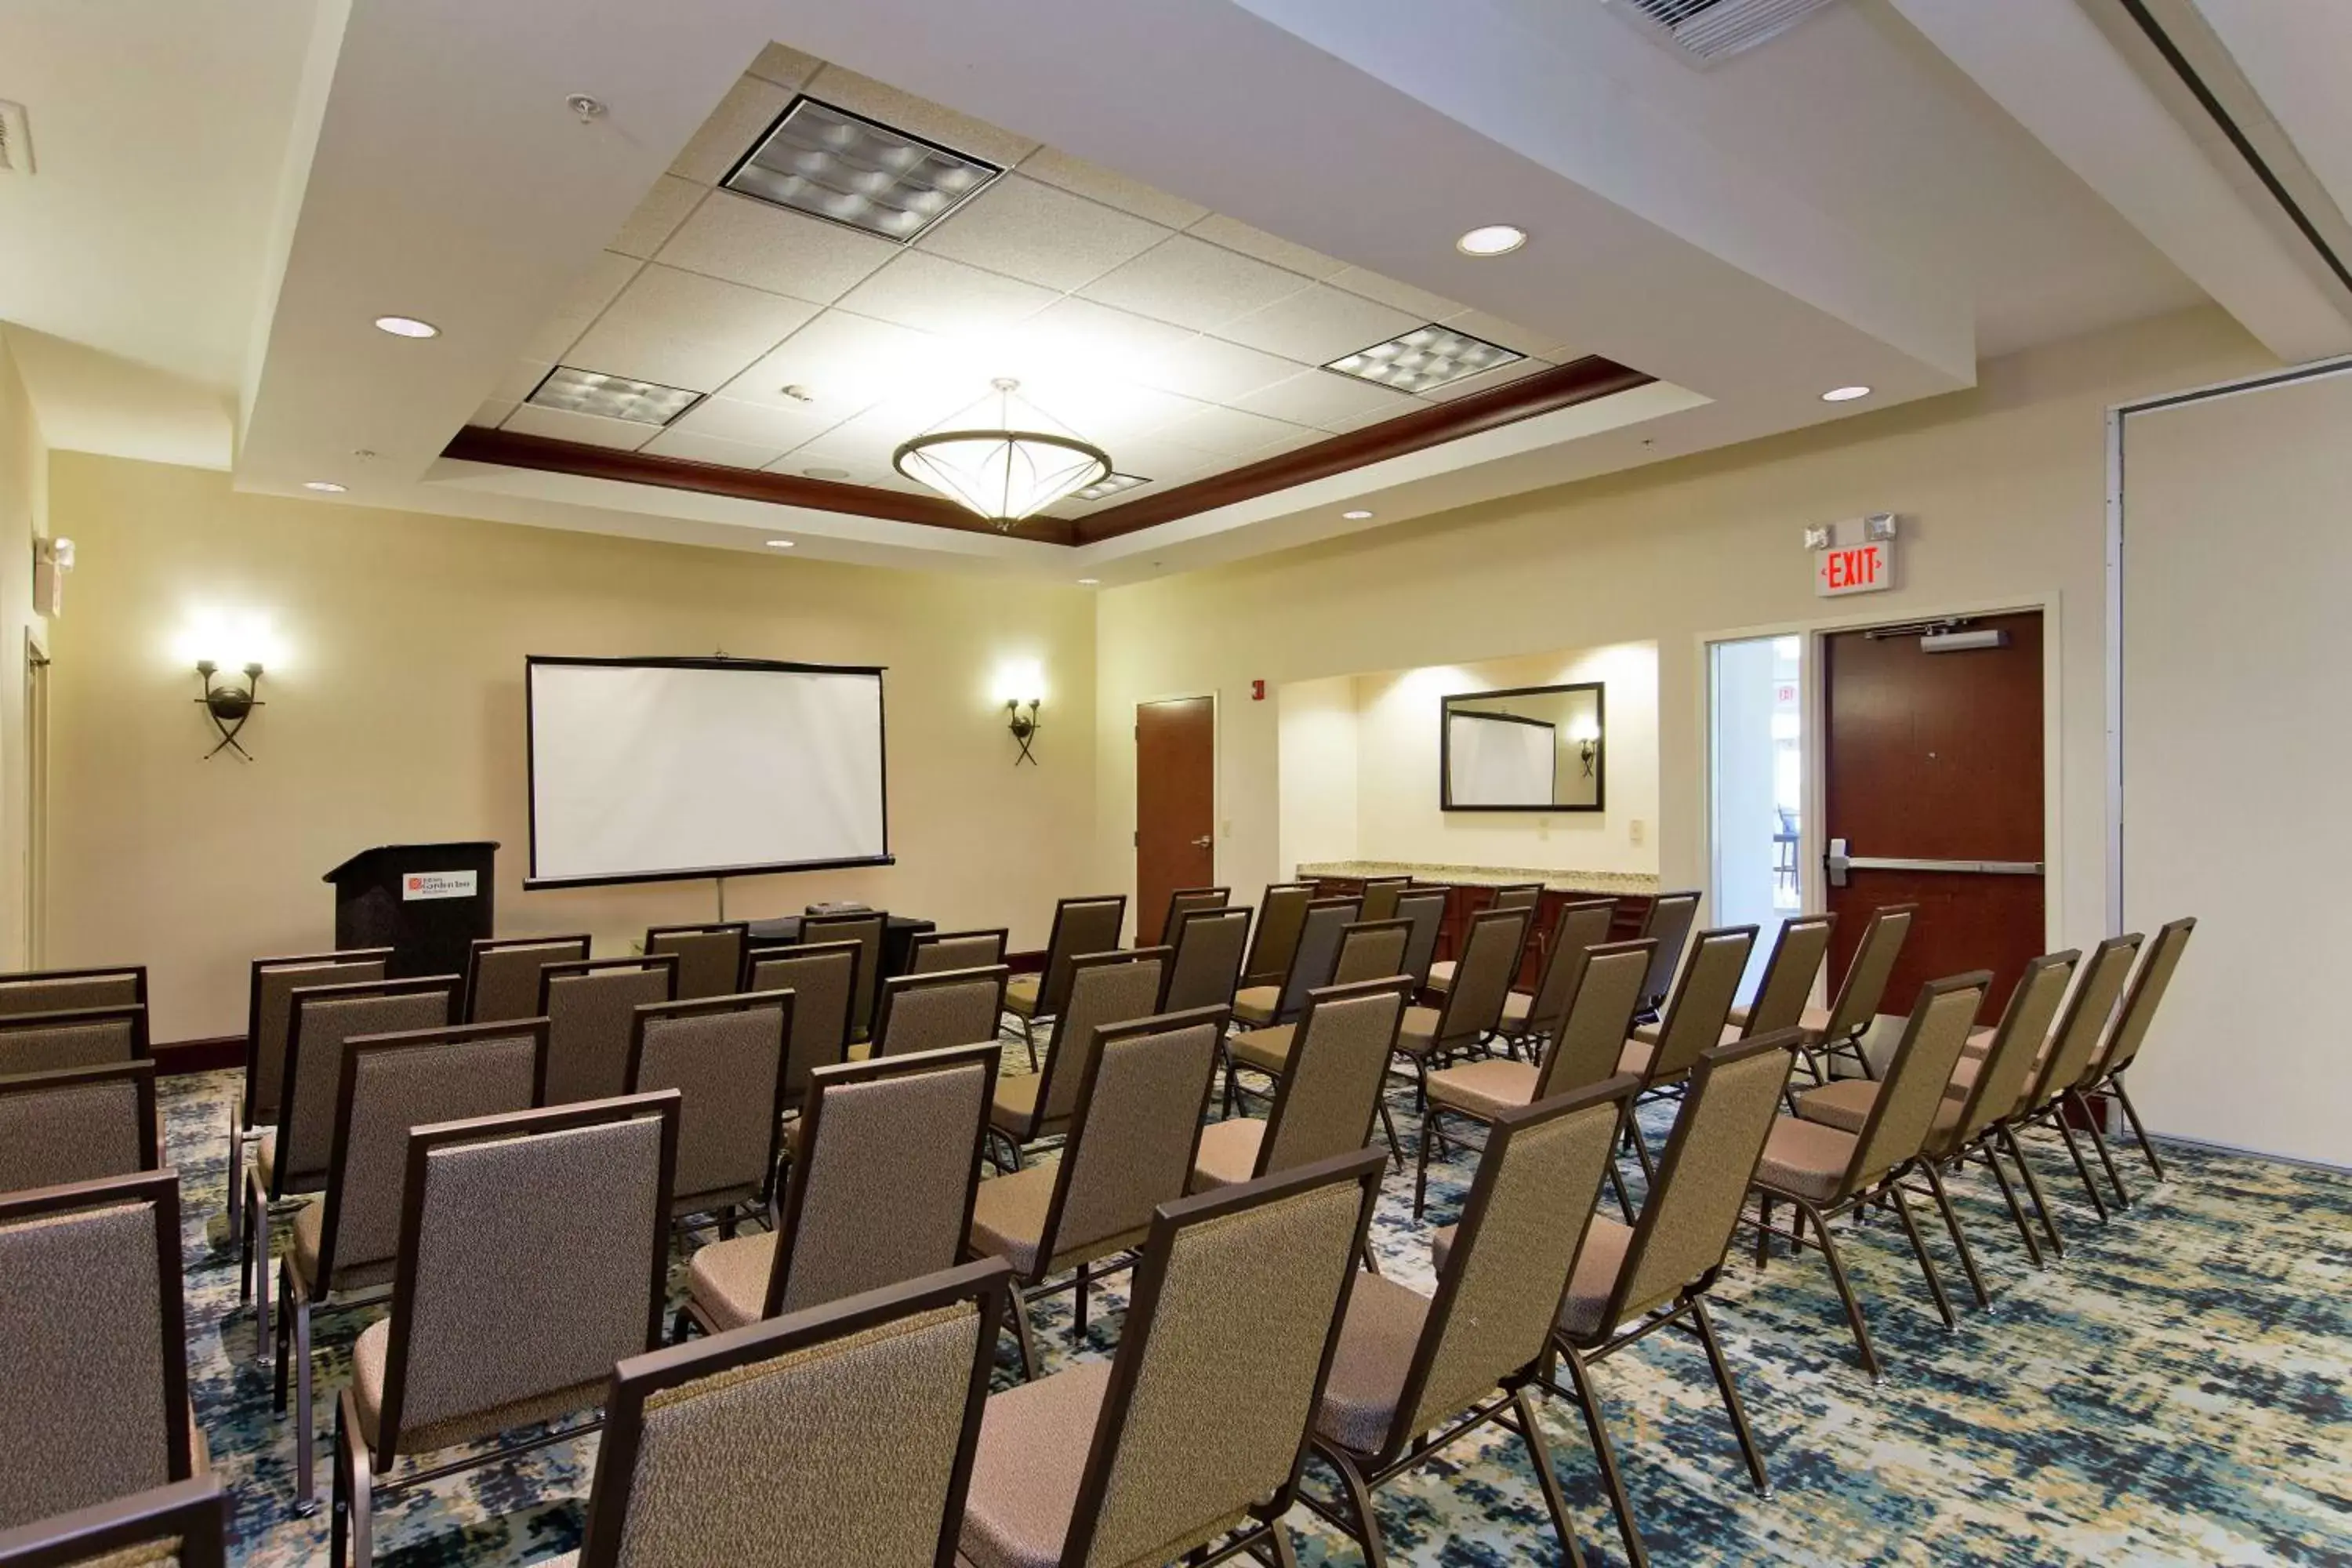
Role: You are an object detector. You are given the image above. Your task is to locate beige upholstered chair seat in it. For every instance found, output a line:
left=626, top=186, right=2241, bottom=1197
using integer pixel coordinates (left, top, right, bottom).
left=289, top=1201, right=394, bottom=1295
left=1424, top=1058, right=1539, bottom=1120
left=1941, top=1040, right=2049, bottom=1102
left=1632, top=1019, right=1744, bottom=1049
left=254, top=1130, right=278, bottom=1189
left=1958, top=1025, right=1996, bottom=1059
left=683, top=1232, right=775, bottom=1332
left=1755, top=1117, right=1857, bottom=1203
left=1425, top=960, right=1456, bottom=993
left=1311, top=1272, right=1430, bottom=1455
left=989, top=1072, right=1062, bottom=1138
left=1226, top=1023, right=1293, bottom=1075
left=1615, top=1038, right=1653, bottom=1076
left=967, top=1167, right=1140, bottom=1277
left=1500, top=991, right=1532, bottom=1025
left=1795, top=1079, right=1962, bottom=1141
left=1431, top=1213, right=1642, bottom=1340
left=1189, top=1118, right=1265, bottom=1189
left=1393, top=1005, right=1446, bottom=1057
left=1726, top=1003, right=1832, bottom=1036
left=1004, top=975, right=1042, bottom=1017
left=349, top=1319, right=604, bottom=1454
left=959, top=1359, right=1113, bottom=1568
left=1230, top=985, right=1279, bottom=1026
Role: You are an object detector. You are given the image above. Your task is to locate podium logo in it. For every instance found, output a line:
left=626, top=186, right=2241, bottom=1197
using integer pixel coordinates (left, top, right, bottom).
left=401, top=870, right=480, bottom=902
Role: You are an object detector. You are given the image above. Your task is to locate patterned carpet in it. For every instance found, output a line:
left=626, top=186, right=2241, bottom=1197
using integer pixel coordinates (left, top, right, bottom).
left=161, top=1054, right=2352, bottom=1567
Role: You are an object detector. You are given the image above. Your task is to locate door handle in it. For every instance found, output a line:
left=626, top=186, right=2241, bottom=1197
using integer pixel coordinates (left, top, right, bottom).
left=1826, top=837, right=2042, bottom=887
left=1190, top=835, right=1214, bottom=849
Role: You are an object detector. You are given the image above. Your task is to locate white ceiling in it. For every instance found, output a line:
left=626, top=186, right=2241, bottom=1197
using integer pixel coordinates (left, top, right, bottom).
left=5, top=0, right=2349, bottom=581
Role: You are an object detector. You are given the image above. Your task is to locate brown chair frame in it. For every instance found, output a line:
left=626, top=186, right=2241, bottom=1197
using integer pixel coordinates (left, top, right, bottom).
left=985, top=947, right=1171, bottom=1171
left=1155, top=885, right=1231, bottom=945
left=644, top=921, right=751, bottom=1000
left=872, top=966, right=1011, bottom=1059
left=0, top=1004, right=151, bottom=1069
left=2068, top=916, right=2195, bottom=1204
left=1632, top=890, right=1702, bottom=1017
left=0, top=1058, right=160, bottom=1189
left=1240, top=883, right=1316, bottom=989
left=0, top=964, right=148, bottom=1012
left=462, top=934, right=590, bottom=1023
left=744, top=940, right=862, bottom=1109
left=1220, top=977, right=1413, bottom=1186
left=903, top=927, right=1011, bottom=975
left=1806, top=902, right=1918, bottom=1082
left=626, top=991, right=793, bottom=1229
left=0, top=1476, right=226, bottom=1568
left=1159, top=904, right=1254, bottom=1014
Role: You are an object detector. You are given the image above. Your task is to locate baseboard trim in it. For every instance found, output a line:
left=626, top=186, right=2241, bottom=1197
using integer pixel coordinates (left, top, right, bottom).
left=153, top=1036, right=245, bottom=1076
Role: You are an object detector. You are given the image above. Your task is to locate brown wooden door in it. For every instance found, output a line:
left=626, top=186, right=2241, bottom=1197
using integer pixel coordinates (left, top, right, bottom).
left=1823, top=612, right=2044, bottom=1016
left=1136, top=697, right=1215, bottom=944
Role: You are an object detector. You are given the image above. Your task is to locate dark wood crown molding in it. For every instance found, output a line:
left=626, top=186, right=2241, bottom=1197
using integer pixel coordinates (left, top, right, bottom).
left=440, top=354, right=1653, bottom=550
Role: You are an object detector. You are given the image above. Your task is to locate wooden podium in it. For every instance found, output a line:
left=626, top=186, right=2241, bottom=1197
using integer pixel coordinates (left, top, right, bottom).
left=325, top=842, right=499, bottom=979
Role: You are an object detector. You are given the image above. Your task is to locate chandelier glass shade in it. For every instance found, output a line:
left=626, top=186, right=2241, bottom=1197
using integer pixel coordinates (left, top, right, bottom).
left=892, top=379, right=1111, bottom=528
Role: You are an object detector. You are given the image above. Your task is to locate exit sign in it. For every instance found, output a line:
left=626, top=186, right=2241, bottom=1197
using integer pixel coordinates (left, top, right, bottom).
left=1816, top=541, right=1891, bottom=597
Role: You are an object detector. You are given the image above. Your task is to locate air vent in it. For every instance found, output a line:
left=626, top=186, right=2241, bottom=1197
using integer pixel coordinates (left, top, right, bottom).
left=0, top=100, right=32, bottom=176
left=1602, top=0, right=1841, bottom=64
left=724, top=97, right=1000, bottom=242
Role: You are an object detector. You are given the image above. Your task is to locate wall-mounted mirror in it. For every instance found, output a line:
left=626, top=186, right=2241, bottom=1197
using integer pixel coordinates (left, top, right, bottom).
left=1441, top=682, right=1605, bottom=811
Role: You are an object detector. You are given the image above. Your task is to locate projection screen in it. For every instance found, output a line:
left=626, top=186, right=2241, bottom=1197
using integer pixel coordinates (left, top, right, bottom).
left=1446, top=711, right=1556, bottom=808
left=525, top=656, right=890, bottom=888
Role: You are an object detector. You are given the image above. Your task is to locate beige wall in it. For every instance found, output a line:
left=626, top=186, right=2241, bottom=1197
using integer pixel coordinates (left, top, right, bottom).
left=1094, top=308, right=2272, bottom=956
left=45, top=455, right=1098, bottom=1040
left=1275, top=675, right=1359, bottom=873
left=0, top=332, right=48, bottom=971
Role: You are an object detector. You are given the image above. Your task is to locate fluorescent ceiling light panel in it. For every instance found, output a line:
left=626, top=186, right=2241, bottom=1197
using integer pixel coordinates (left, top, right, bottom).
left=1323, top=324, right=1524, bottom=394
left=724, top=96, right=1000, bottom=242
left=1073, top=472, right=1150, bottom=502
left=530, top=366, right=702, bottom=425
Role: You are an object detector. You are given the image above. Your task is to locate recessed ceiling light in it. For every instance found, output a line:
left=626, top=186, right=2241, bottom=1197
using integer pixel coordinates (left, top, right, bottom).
left=303, top=481, right=347, bottom=493
left=764, top=539, right=795, bottom=549
left=1326, top=324, right=1525, bottom=394
left=1822, top=385, right=1871, bottom=402
left=725, top=96, right=1000, bottom=243
left=1342, top=509, right=1374, bottom=520
left=372, top=315, right=439, bottom=339
left=529, top=366, right=701, bottom=425
left=1073, top=472, right=1150, bottom=503
left=1077, top=577, right=1100, bottom=586
left=1456, top=224, right=1526, bottom=256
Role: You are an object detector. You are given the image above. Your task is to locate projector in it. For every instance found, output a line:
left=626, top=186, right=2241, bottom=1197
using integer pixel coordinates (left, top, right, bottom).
left=805, top=900, right=873, bottom=916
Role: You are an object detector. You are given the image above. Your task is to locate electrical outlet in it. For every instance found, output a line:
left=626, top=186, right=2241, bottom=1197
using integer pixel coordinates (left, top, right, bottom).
left=1628, top=818, right=1646, bottom=845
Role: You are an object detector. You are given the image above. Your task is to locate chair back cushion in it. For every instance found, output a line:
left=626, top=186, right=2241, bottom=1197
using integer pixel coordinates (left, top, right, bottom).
left=2028, top=935, right=2141, bottom=1110
left=0, top=1065, right=153, bottom=1194
left=909, top=931, right=1007, bottom=975
left=2091, top=916, right=2196, bottom=1080
left=1537, top=941, right=1655, bottom=1097
left=1392, top=889, right=1450, bottom=989
left=1744, top=915, right=1836, bottom=1037
left=630, top=1000, right=787, bottom=1206
left=1647, top=927, right=1756, bottom=1082
left=875, top=969, right=1007, bottom=1059
left=0, top=1009, right=142, bottom=1078
left=1356, top=879, right=1410, bottom=922
left=281, top=987, right=455, bottom=1188
left=249, top=956, right=387, bottom=1121
left=1036, top=898, right=1124, bottom=1017
left=1520, top=901, right=1617, bottom=1039
left=0, top=970, right=140, bottom=1018
left=1273, top=900, right=1360, bottom=1022
left=1242, top=885, right=1314, bottom=987
left=1261, top=983, right=1407, bottom=1177
left=468, top=938, right=588, bottom=1024
left=1040, top=953, right=1167, bottom=1127
left=746, top=944, right=858, bottom=1102
left=1328, top=922, right=1409, bottom=989
left=801, top=914, right=888, bottom=1036
left=1953, top=953, right=2077, bottom=1138
left=1636, top=891, right=1702, bottom=1007
left=1434, top=908, right=1532, bottom=1045
left=1822, top=905, right=1916, bottom=1040
left=1850, top=975, right=1991, bottom=1186
left=646, top=927, right=747, bottom=1002
left=543, top=964, right=675, bottom=1105
left=1047, top=1012, right=1221, bottom=1267
left=1160, top=907, right=1251, bottom=1014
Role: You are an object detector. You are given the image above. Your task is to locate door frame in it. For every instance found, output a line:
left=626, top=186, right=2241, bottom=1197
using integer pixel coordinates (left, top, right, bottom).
left=1697, top=591, right=2066, bottom=956
left=1132, top=688, right=1221, bottom=907
left=23, top=627, right=49, bottom=968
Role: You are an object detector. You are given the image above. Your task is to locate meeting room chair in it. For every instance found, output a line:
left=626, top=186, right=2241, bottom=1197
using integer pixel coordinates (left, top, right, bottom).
left=1426, top=883, right=1543, bottom=994
left=463, top=934, right=588, bottom=1023
left=1229, top=895, right=1359, bottom=1029
left=0, top=965, right=146, bottom=1018
left=1617, top=925, right=1756, bottom=1137
left=0, top=1005, right=148, bottom=1077
left=1155, top=884, right=1229, bottom=944
left=967, top=1005, right=1225, bottom=1378
left=0, top=1170, right=195, bottom=1532
left=574, top=1260, right=1008, bottom=1568
left=905, top=927, right=1009, bottom=975
left=1392, top=885, right=1451, bottom=991
left=231, top=949, right=391, bottom=1253
left=643, top=922, right=750, bottom=1002
left=1390, top=905, right=1533, bottom=1109
left=273, top=1018, right=548, bottom=1504
left=0, top=1060, right=158, bottom=1196
left=329, top=1092, right=681, bottom=1568
left=536, top=955, right=678, bottom=1106
left=0, top=1475, right=227, bottom=1568
left=248, top=975, right=459, bottom=1356
left=1419, top=938, right=1655, bottom=1219
left=1733, top=902, right=1915, bottom=1083
left=1503, top=898, right=1618, bottom=1055
left=956, top=1148, right=1385, bottom=1568
left=1987, top=934, right=2143, bottom=1234
left=682, top=1043, right=997, bottom=1336
left=1307, top=1076, right=1638, bottom=1568
left=626, top=992, right=789, bottom=1231
left=1632, top=889, right=1702, bottom=1018
left=1002, top=895, right=1125, bottom=1066
left=1194, top=977, right=1411, bottom=1190
left=1731, top=913, right=1838, bottom=1045
left=800, top=911, right=890, bottom=1044
left=1748, top=973, right=1990, bottom=1381
left=985, top=947, right=1167, bottom=1171
left=1224, top=916, right=1406, bottom=1118
left=744, top=940, right=859, bottom=1112
left=1355, top=875, right=1412, bottom=921
left=1240, top=882, right=1316, bottom=989
left=2072, top=915, right=2195, bottom=1196
left=1527, top=1034, right=1799, bottom=1568
left=1159, top=903, right=1252, bottom=1014
left=869, top=965, right=1010, bottom=1059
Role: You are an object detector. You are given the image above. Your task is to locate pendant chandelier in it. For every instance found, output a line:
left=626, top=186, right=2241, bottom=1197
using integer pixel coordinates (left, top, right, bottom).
left=892, top=379, right=1112, bottom=530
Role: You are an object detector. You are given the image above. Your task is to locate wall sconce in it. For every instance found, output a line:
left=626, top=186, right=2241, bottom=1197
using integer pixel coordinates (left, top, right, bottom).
left=195, top=661, right=265, bottom=760
left=995, top=659, right=1044, bottom=766
left=1566, top=713, right=1602, bottom=778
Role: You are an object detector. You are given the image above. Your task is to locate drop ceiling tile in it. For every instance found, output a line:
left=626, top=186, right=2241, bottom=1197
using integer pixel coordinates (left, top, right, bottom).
left=779, top=426, right=904, bottom=474
left=1015, top=147, right=1210, bottom=229
left=719, top=311, right=945, bottom=416
left=502, top=402, right=663, bottom=450
left=640, top=427, right=789, bottom=467
left=746, top=42, right=821, bottom=90
left=1327, top=267, right=1462, bottom=321
left=1231, top=369, right=1419, bottom=430
left=670, top=394, right=840, bottom=449
left=568, top=265, right=820, bottom=391
left=804, top=64, right=1040, bottom=170
left=611, top=176, right=706, bottom=260
left=1078, top=234, right=1311, bottom=331
left=1136, top=335, right=1303, bottom=404
left=1073, top=437, right=1221, bottom=486
left=1153, top=403, right=1311, bottom=456
left=1219, top=285, right=1423, bottom=368
left=657, top=192, right=898, bottom=304
left=670, top=74, right=793, bottom=184
left=1020, top=378, right=1207, bottom=445
left=765, top=450, right=886, bottom=485
left=1417, top=356, right=1554, bottom=403
left=521, top=251, right=641, bottom=361
left=1185, top=214, right=1348, bottom=279
left=494, top=358, right=556, bottom=403
left=471, top=399, right=515, bottom=429
left=834, top=252, right=1058, bottom=339
left=917, top=175, right=1168, bottom=292
left=1434, top=308, right=1544, bottom=358
left=1019, top=299, right=1199, bottom=383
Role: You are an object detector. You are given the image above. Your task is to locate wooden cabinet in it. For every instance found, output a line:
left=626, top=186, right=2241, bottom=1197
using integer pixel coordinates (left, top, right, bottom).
left=1312, top=875, right=1653, bottom=989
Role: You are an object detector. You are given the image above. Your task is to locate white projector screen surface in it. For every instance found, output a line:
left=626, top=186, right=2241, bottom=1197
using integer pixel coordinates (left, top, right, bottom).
left=1446, top=712, right=1556, bottom=807
left=527, top=658, right=888, bottom=886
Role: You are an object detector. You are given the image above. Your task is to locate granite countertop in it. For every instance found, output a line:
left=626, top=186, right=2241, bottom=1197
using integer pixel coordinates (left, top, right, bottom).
left=1298, top=860, right=1661, bottom=896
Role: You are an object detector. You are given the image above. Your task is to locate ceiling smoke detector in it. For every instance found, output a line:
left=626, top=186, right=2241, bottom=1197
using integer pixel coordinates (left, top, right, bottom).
left=1602, top=0, right=1843, bottom=64
left=0, top=100, right=33, bottom=175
